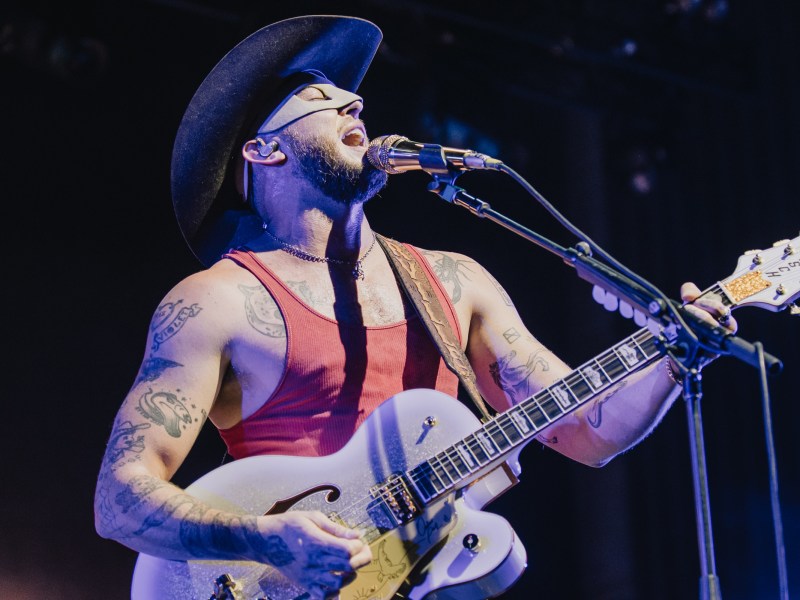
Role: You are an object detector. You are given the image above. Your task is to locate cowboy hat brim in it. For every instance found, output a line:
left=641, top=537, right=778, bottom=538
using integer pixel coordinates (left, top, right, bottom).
left=171, top=15, right=383, bottom=266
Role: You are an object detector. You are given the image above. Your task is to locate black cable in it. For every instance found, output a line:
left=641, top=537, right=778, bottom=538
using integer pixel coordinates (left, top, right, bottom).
left=497, top=162, right=718, bottom=356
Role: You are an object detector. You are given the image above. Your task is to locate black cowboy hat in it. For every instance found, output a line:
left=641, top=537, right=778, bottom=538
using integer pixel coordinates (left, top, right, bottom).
left=171, top=15, right=383, bottom=266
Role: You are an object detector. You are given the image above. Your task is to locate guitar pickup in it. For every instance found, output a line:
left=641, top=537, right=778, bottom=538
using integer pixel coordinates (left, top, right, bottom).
left=368, top=474, right=421, bottom=529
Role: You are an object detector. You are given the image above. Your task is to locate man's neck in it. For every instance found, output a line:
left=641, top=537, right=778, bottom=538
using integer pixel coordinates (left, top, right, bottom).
left=257, top=204, right=374, bottom=260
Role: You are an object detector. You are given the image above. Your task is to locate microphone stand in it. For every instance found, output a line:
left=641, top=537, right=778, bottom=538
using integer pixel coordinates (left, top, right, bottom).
left=424, top=170, right=783, bottom=600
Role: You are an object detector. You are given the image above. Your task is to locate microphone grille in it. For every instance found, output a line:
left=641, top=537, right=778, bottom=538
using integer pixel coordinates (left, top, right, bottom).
left=366, top=134, right=407, bottom=174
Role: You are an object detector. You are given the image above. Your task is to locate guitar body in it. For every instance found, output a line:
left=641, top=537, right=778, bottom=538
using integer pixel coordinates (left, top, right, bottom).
left=131, top=389, right=528, bottom=600
left=132, top=233, right=800, bottom=599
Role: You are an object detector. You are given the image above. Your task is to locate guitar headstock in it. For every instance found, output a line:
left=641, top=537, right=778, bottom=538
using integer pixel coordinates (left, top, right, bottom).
left=592, top=234, right=800, bottom=323
left=719, top=234, right=800, bottom=313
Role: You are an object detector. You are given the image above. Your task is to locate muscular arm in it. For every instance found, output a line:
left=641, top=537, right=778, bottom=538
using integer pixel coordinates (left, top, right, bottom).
left=423, top=251, right=731, bottom=467
left=94, top=269, right=367, bottom=594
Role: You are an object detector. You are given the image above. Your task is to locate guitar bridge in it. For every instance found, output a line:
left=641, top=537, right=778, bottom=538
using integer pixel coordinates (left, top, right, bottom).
left=209, top=574, right=242, bottom=600
left=369, top=474, right=421, bottom=528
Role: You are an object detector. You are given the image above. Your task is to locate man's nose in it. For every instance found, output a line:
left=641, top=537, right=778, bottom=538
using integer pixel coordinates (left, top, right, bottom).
left=340, top=99, right=363, bottom=119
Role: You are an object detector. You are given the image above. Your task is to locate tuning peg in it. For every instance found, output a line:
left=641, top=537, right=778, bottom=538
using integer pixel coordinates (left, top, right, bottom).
left=604, top=294, right=619, bottom=312
left=592, top=285, right=620, bottom=312
left=743, top=249, right=764, bottom=265
left=619, top=300, right=633, bottom=319
left=790, top=304, right=799, bottom=316
left=771, top=238, right=796, bottom=255
left=592, top=284, right=606, bottom=305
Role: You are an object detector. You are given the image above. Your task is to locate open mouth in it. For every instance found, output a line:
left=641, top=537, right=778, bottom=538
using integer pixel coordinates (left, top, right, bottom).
left=341, top=125, right=367, bottom=147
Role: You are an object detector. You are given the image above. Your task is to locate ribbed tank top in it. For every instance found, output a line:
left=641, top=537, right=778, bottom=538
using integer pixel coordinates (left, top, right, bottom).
left=217, top=245, right=461, bottom=459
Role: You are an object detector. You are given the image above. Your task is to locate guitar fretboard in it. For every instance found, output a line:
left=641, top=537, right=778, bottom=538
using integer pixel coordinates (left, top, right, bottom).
left=403, top=282, right=733, bottom=505
left=405, top=325, right=667, bottom=504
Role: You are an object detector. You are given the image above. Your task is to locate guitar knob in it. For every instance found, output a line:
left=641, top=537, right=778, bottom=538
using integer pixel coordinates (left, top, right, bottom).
left=463, top=533, right=481, bottom=553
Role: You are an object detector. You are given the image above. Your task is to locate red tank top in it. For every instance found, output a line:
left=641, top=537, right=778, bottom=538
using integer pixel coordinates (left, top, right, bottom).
left=217, top=245, right=461, bottom=459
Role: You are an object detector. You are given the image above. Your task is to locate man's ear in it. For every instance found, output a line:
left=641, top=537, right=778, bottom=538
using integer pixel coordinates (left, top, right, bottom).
left=242, top=137, right=286, bottom=165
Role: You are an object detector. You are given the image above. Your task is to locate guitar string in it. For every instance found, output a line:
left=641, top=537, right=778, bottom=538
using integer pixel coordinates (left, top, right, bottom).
left=336, top=315, right=705, bottom=535
left=217, top=314, right=684, bottom=589
left=326, top=328, right=662, bottom=535
left=181, top=255, right=793, bottom=595
left=278, top=259, right=798, bottom=538
left=331, top=327, right=662, bottom=530
left=279, top=267, right=788, bottom=589
left=342, top=263, right=797, bottom=578
left=226, top=266, right=797, bottom=593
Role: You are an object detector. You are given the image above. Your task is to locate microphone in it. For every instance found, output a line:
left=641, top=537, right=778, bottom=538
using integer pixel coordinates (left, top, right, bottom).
left=366, top=134, right=504, bottom=175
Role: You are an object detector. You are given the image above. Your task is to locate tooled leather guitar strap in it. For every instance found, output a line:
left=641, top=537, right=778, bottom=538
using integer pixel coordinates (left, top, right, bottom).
left=376, top=234, right=493, bottom=423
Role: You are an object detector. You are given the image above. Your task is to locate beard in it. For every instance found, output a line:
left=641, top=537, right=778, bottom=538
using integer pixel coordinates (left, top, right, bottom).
left=282, top=131, right=388, bottom=205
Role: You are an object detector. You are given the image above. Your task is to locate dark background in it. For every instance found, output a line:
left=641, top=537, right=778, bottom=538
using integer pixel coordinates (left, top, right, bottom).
left=2, top=1, right=798, bottom=598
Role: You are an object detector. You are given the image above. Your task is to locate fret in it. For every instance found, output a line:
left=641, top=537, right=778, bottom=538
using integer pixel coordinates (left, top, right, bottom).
left=420, top=462, right=446, bottom=493
left=404, top=327, right=670, bottom=507
left=431, top=455, right=456, bottom=486
left=438, top=451, right=462, bottom=479
left=485, top=419, right=513, bottom=449
left=466, top=434, right=491, bottom=464
left=563, top=372, right=593, bottom=403
left=443, top=445, right=471, bottom=477
left=476, top=429, right=499, bottom=456
left=612, top=342, right=641, bottom=371
left=509, top=406, right=533, bottom=434
left=581, top=361, right=609, bottom=391
left=521, top=398, right=552, bottom=429
left=629, top=334, right=648, bottom=357
left=638, top=332, right=660, bottom=357
left=599, top=350, right=628, bottom=380
left=408, top=469, right=437, bottom=501
left=454, top=440, right=478, bottom=469
left=498, top=412, right=525, bottom=443
left=591, top=357, right=612, bottom=382
left=546, top=385, right=574, bottom=413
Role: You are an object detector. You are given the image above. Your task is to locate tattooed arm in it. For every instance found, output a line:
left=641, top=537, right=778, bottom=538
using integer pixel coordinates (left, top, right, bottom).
left=428, top=253, right=731, bottom=467
left=94, top=268, right=369, bottom=595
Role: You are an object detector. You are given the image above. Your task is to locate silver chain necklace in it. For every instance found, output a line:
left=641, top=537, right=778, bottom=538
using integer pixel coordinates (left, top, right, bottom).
left=261, top=224, right=377, bottom=281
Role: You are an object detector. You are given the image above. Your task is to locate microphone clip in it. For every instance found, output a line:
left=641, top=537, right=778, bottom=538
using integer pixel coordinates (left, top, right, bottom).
left=416, top=144, right=464, bottom=176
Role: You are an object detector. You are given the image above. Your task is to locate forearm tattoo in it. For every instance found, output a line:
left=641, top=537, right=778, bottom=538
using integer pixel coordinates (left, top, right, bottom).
left=133, top=485, right=297, bottom=566
left=96, top=418, right=153, bottom=533
left=422, top=251, right=475, bottom=304
left=100, top=430, right=298, bottom=566
left=239, top=284, right=286, bottom=338
left=586, top=381, right=627, bottom=429
left=481, top=267, right=512, bottom=307
left=151, top=300, right=202, bottom=351
left=489, top=348, right=550, bottom=404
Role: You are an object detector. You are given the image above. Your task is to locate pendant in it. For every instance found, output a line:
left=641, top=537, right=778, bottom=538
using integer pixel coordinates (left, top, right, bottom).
left=352, top=261, right=365, bottom=280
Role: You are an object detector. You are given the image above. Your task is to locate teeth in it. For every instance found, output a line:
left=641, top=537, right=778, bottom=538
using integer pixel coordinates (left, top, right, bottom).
left=341, top=127, right=365, bottom=146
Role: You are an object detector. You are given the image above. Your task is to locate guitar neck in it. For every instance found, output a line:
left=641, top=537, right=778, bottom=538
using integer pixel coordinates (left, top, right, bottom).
left=406, top=327, right=660, bottom=503
left=405, top=282, right=736, bottom=505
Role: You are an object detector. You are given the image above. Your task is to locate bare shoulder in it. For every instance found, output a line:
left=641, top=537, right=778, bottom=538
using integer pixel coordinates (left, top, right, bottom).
left=160, top=261, right=244, bottom=315
left=414, top=246, right=513, bottom=309
left=148, top=258, right=276, bottom=344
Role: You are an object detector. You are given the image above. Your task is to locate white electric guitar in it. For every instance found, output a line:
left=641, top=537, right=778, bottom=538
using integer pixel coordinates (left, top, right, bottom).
left=132, top=236, right=799, bottom=600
